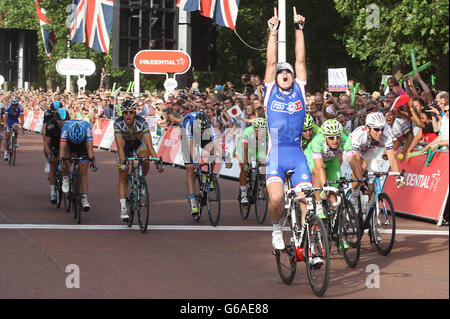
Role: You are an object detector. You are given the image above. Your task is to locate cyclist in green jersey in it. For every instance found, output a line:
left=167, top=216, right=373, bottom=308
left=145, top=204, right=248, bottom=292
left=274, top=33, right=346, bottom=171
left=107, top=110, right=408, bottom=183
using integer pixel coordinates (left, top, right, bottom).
left=233, top=117, right=268, bottom=204
left=301, top=113, right=320, bottom=150
left=304, top=119, right=347, bottom=218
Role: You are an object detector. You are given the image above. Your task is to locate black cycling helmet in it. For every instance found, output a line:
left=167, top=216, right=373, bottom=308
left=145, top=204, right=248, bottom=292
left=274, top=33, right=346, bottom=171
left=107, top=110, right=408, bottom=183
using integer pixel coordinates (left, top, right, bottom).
left=55, top=108, right=70, bottom=121
left=10, top=97, right=19, bottom=105
left=195, top=112, right=211, bottom=130
left=121, top=99, right=136, bottom=112
left=50, top=100, right=61, bottom=111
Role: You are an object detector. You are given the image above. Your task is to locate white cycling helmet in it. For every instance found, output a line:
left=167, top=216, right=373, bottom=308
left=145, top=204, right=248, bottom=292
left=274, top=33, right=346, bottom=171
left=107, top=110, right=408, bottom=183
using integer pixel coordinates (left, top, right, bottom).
left=366, top=112, right=386, bottom=128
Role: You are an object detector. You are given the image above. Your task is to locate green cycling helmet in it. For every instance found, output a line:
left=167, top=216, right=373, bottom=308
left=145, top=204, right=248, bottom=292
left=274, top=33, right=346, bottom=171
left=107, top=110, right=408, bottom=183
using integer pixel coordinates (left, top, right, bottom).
left=253, top=117, right=267, bottom=129
left=321, top=119, right=343, bottom=136
left=303, top=113, right=314, bottom=130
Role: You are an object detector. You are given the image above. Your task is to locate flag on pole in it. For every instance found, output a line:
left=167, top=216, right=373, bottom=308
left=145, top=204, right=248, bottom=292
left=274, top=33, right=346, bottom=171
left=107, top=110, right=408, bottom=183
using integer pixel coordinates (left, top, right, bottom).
left=35, top=1, right=57, bottom=58
left=177, top=0, right=240, bottom=30
left=387, top=94, right=411, bottom=115
left=69, top=0, right=114, bottom=53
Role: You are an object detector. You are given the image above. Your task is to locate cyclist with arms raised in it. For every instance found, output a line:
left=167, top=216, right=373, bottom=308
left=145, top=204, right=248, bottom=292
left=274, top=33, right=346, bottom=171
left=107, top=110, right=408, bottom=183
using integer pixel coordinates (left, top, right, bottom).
left=114, top=100, right=163, bottom=222
left=264, top=7, right=315, bottom=262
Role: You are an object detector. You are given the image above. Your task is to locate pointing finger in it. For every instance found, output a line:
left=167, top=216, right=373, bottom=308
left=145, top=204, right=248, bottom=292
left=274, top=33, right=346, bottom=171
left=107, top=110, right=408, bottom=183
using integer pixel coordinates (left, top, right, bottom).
left=293, top=6, right=297, bottom=16
left=274, top=7, right=277, bottom=18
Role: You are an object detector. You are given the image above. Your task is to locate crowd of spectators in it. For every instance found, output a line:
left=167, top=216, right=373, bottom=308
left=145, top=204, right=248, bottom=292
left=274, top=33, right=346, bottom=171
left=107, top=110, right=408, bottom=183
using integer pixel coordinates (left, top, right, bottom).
left=0, top=71, right=449, bottom=158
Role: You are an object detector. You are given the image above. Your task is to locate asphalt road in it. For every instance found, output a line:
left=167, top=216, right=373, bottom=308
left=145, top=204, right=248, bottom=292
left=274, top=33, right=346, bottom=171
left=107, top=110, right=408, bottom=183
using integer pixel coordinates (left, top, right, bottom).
left=0, top=133, right=448, bottom=301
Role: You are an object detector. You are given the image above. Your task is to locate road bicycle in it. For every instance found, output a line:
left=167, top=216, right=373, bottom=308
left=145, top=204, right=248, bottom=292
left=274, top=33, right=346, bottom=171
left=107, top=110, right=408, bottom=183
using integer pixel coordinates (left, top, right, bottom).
left=237, top=160, right=268, bottom=224
left=273, top=170, right=335, bottom=297
left=7, top=128, right=17, bottom=166
left=62, top=156, right=96, bottom=224
left=346, top=170, right=405, bottom=256
left=125, top=156, right=162, bottom=233
left=193, top=155, right=221, bottom=226
left=322, top=178, right=361, bottom=268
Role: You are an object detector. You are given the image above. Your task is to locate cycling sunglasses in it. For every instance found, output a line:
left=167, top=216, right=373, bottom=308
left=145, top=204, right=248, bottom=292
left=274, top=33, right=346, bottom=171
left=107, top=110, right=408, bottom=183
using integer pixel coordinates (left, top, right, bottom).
left=277, top=69, right=292, bottom=74
left=303, top=127, right=313, bottom=132
left=326, top=135, right=340, bottom=140
left=371, top=127, right=384, bottom=132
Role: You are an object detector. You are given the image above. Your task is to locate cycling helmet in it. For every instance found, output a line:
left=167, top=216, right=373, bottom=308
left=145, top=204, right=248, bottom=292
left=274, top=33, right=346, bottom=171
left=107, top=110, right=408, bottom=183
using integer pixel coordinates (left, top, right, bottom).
left=10, top=98, right=19, bottom=105
left=68, top=121, right=86, bottom=144
left=55, top=108, right=70, bottom=121
left=276, top=62, right=294, bottom=75
left=121, top=99, right=136, bottom=112
left=195, top=112, right=211, bottom=130
left=253, top=117, right=267, bottom=129
left=321, top=119, right=343, bottom=136
left=303, top=113, right=314, bottom=130
left=366, top=112, right=386, bottom=128
left=50, top=100, right=61, bottom=111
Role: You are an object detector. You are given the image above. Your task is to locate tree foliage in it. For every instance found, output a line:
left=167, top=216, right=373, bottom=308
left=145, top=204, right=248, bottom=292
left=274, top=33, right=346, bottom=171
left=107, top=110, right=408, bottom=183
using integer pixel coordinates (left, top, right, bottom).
left=334, top=0, right=449, bottom=88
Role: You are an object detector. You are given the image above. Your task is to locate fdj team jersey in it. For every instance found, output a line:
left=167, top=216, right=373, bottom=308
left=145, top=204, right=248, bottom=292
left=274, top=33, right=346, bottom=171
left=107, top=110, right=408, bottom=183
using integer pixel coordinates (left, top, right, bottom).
left=264, top=79, right=308, bottom=145
left=4, top=104, right=24, bottom=126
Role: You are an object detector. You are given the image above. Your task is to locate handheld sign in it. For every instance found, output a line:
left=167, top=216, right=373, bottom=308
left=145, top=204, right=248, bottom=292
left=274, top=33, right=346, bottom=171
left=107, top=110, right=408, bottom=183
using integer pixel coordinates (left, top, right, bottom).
left=328, top=68, right=348, bottom=92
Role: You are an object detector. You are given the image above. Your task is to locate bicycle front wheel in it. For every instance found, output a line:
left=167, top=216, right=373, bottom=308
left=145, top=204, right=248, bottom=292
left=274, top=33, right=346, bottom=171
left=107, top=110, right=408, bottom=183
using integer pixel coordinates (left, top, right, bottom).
left=254, top=176, right=268, bottom=224
left=136, top=177, right=150, bottom=233
left=373, top=192, right=396, bottom=256
left=275, top=209, right=297, bottom=285
left=304, top=215, right=330, bottom=297
left=125, top=175, right=136, bottom=228
left=340, top=199, right=361, bottom=268
left=238, top=190, right=251, bottom=219
left=207, top=176, right=221, bottom=226
left=72, top=174, right=82, bottom=224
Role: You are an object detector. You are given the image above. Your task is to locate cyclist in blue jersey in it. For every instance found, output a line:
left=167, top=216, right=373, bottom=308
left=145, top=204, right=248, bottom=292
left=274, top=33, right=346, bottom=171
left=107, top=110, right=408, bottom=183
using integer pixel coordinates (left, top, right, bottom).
left=3, top=98, right=24, bottom=161
left=181, top=110, right=220, bottom=220
left=265, top=7, right=315, bottom=255
left=60, top=120, right=98, bottom=211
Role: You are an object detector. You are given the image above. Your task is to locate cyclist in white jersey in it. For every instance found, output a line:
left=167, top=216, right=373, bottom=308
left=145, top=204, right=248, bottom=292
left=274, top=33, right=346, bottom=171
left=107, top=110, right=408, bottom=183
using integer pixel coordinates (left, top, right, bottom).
left=343, top=112, right=405, bottom=207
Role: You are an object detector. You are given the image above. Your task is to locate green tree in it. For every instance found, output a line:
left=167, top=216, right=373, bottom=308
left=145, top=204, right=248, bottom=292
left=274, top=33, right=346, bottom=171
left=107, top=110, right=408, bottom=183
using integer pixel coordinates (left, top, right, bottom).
left=334, top=0, right=449, bottom=89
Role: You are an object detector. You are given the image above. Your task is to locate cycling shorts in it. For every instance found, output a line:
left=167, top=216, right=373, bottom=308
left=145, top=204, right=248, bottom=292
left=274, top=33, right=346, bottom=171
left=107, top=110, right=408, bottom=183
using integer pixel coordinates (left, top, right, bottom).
left=266, top=144, right=312, bottom=191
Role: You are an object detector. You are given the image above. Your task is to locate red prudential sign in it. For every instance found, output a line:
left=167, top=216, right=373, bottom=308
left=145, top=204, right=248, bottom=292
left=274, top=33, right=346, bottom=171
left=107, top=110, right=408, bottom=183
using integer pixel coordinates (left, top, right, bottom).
left=133, top=50, right=191, bottom=75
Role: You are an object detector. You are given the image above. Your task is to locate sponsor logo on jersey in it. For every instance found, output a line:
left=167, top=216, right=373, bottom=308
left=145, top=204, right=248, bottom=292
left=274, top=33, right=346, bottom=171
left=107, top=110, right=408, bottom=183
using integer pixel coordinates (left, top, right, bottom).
left=270, top=101, right=303, bottom=114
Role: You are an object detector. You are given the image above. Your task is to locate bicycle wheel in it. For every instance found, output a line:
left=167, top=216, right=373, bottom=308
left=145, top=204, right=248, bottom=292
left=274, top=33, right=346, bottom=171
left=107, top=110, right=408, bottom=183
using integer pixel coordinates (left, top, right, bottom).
left=207, top=175, right=221, bottom=226
left=126, top=175, right=135, bottom=228
left=274, top=209, right=297, bottom=285
left=238, top=190, right=251, bottom=219
left=254, top=175, right=268, bottom=224
left=339, top=199, right=361, bottom=268
left=322, top=200, right=334, bottom=252
left=136, top=177, right=150, bottom=233
left=372, top=192, right=396, bottom=256
left=56, top=173, right=63, bottom=209
left=304, top=215, right=330, bottom=297
left=64, top=183, right=71, bottom=213
left=72, top=173, right=81, bottom=224
left=193, top=173, right=203, bottom=222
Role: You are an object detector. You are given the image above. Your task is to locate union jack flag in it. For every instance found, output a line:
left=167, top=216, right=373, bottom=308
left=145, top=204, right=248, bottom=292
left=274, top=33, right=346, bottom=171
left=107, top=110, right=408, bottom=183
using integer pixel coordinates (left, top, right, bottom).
left=69, top=0, right=114, bottom=54
left=177, top=0, right=240, bottom=30
left=35, top=1, right=57, bottom=58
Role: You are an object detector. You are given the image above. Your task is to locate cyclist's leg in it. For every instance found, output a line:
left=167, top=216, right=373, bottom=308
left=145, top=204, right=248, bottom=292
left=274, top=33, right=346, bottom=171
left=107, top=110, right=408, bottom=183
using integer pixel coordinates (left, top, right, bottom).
left=291, top=147, right=313, bottom=225
left=325, top=159, right=341, bottom=208
left=49, top=152, right=59, bottom=203
left=136, top=138, right=150, bottom=176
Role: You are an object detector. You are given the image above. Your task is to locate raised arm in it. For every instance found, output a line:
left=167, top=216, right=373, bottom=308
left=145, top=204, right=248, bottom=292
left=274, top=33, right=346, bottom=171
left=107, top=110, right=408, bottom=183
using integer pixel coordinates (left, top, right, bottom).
left=264, top=7, right=279, bottom=84
left=293, top=7, right=307, bottom=82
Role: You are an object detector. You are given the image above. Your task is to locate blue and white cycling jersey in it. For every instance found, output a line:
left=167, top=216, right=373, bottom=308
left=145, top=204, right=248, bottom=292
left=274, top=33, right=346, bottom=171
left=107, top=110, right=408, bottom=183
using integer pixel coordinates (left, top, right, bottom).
left=264, top=79, right=312, bottom=189
left=3, top=104, right=24, bottom=127
left=60, top=120, right=93, bottom=144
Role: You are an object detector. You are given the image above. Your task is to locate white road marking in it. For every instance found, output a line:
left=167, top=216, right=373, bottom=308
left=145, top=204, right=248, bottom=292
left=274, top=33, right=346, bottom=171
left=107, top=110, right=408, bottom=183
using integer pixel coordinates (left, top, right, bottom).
left=0, top=224, right=448, bottom=235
